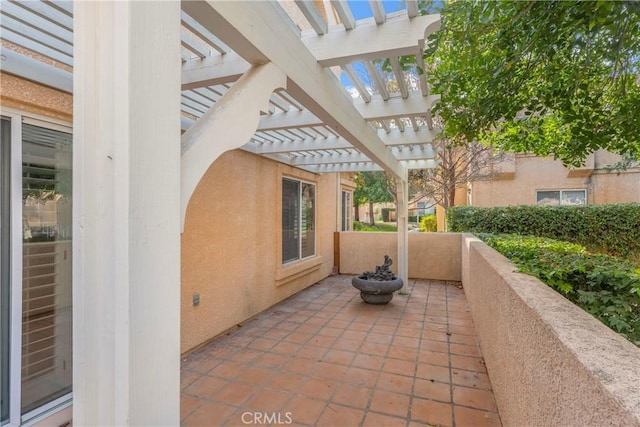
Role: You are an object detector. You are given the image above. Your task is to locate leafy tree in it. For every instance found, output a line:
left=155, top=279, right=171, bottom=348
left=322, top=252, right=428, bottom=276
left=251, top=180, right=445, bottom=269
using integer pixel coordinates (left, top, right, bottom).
left=424, top=0, right=640, bottom=167
left=353, top=171, right=395, bottom=226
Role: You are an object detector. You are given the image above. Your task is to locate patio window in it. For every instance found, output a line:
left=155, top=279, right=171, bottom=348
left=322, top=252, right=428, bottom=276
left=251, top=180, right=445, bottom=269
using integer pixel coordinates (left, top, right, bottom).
left=341, top=190, right=352, bottom=231
left=536, top=189, right=586, bottom=206
left=282, top=178, right=315, bottom=264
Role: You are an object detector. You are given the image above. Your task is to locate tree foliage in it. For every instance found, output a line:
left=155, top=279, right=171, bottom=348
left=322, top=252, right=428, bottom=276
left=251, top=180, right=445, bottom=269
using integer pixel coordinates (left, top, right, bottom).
left=353, top=171, right=395, bottom=225
left=425, top=0, right=640, bottom=166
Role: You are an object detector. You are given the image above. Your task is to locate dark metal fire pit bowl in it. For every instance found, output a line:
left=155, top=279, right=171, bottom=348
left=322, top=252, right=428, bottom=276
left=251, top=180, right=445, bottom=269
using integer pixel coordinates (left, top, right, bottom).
left=351, top=255, right=403, bottom=304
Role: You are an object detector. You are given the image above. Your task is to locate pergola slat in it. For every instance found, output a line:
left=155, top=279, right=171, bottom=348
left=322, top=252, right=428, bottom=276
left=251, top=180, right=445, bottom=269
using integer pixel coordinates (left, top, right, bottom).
left=11, top=0, right=73, bottom=31
left=330, top=0, right=355, bottom=30
left=181, top=11, right=229, bottom=55
left=406, top=1, right=419, bottom=18
left=364, top=60, right=389, bottom=101
left=181, top=31, right=210, bottom=59
left=342, top=64, right=372, bottom=102
left=369, top=1, right=386, bottom=25
left=1, top=14, right=72, bottom=56
left=0, top=27, right=72, bottom=66
left=302, top=13, right=440, bottom=67
left=2, top=1, right=72, bottom=45
left=294, top=0, right=328, bottom=35
left=389, top=57, right=409, bottom=99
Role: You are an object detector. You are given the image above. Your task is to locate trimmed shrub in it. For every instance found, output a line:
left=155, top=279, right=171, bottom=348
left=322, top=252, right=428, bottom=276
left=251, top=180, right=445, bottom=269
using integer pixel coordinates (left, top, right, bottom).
left=420, top=214, right=437, bottom=232
left=479, top=233, right=640, bottom=346
left=448, top=204, right=640, bottom=260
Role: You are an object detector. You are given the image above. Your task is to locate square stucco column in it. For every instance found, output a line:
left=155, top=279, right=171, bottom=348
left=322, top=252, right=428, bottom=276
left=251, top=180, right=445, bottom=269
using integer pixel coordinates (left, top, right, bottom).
left=73, top=2, right=181, bottom=425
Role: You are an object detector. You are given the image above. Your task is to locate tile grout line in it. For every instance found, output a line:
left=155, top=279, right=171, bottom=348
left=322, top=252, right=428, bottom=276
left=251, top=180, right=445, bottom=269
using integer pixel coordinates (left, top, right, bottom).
left=446, top=281, right=457, bottom=427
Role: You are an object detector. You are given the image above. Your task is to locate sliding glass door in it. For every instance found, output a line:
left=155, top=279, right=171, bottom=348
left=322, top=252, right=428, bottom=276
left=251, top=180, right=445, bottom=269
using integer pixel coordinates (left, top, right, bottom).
left=0, top=113, right=72, bottom=424
left=20, top=122, right=72, bottom=414
left=1, top=116, right=11, bottom=424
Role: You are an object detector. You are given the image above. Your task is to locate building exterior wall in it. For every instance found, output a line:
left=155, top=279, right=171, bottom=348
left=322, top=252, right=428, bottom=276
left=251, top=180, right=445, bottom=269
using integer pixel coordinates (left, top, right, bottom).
left=470, top=152, right=640, bottom=207
left=0, top=72, right=72, bottom=120
left=181, top=149, right=338, bottom=353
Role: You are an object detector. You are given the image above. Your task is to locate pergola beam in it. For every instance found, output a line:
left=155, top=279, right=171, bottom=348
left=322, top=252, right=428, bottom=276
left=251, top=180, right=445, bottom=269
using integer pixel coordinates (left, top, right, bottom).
left=0, top=47, right=72, bottom=93
left=183, top=1, right=405, bottom=179
left=302, top=13, right=440, bottom=67
left=182, top=52, right=248, bottom=90
left=253, top=92, right=439, bottom=130
left=354, top=92, right=440, bottom=120
left=287, top=144, right=435, bottom=166
left=181, top=13, right=441, bottom=90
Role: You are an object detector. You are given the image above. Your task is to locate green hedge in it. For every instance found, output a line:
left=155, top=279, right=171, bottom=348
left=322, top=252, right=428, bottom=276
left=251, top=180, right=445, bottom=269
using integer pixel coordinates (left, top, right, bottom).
left=448, top=204, right=640, bottom=260
left=479, top=233, right=640, bottom=346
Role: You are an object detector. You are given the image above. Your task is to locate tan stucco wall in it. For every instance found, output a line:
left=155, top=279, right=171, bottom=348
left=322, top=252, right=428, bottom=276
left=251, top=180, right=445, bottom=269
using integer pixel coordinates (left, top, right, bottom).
left=591, top=169, right=640, bottom=204
left=338, top=232, right=461, bottom=281
left=0, top=72, right=72, bottom=120
left=181, top=149, right=337, bottom=353
left=471, top=153, right=640, bottom=206
left=461, top=234, right=640, bottom=426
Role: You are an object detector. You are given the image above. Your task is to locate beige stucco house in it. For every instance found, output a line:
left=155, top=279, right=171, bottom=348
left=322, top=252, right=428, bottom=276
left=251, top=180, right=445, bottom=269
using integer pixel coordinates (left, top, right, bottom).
left=468, top=151, right=640, bottom=207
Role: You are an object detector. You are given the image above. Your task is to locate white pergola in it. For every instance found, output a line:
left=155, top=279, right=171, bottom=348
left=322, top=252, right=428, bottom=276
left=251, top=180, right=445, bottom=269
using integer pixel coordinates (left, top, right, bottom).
left=1, top=1, right=440, bottom=424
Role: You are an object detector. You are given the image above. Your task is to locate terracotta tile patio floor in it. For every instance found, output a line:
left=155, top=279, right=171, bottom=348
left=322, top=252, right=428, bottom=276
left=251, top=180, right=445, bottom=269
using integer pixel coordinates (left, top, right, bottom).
left=181, top=275, right=502, bottom=427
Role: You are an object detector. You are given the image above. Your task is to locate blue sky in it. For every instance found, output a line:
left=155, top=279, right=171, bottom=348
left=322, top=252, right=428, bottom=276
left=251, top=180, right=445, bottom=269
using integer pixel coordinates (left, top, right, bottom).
left=341, top=1, right=407, bottom=89
left=347, top=0, right=407, bottom=19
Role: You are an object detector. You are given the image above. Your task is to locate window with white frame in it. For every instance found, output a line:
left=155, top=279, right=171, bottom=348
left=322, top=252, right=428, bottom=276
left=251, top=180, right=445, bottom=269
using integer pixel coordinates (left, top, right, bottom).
left=536, top=189, right=586, bottom=206
left=417, top=201, right=435, bottom=216
left=341, top=190, right=352, bottom=231
left=282, top=178, right=315, bottom=264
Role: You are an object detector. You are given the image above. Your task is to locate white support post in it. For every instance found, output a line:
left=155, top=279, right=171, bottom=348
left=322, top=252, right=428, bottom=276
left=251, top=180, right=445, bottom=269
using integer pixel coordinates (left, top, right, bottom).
left=396, top=171, right=409, bottom=288
left=73, top=2, right=181, bottom=425
left=181, top=62, right=286, bottom=231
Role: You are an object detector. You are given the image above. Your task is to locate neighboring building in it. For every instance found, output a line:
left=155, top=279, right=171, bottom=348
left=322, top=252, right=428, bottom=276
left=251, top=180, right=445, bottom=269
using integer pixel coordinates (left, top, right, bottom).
left=469, top=152, right=640, bottom=207
left=408, top=196, right=436, bottom=220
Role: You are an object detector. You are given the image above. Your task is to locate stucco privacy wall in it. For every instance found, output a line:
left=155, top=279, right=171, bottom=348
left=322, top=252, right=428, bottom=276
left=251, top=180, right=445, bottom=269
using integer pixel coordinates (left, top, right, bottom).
left=181, top=149, right=336, bottom=353
left=339, top=232, right=461, bottom=281
left=461, top=234, right=640, bottom=426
